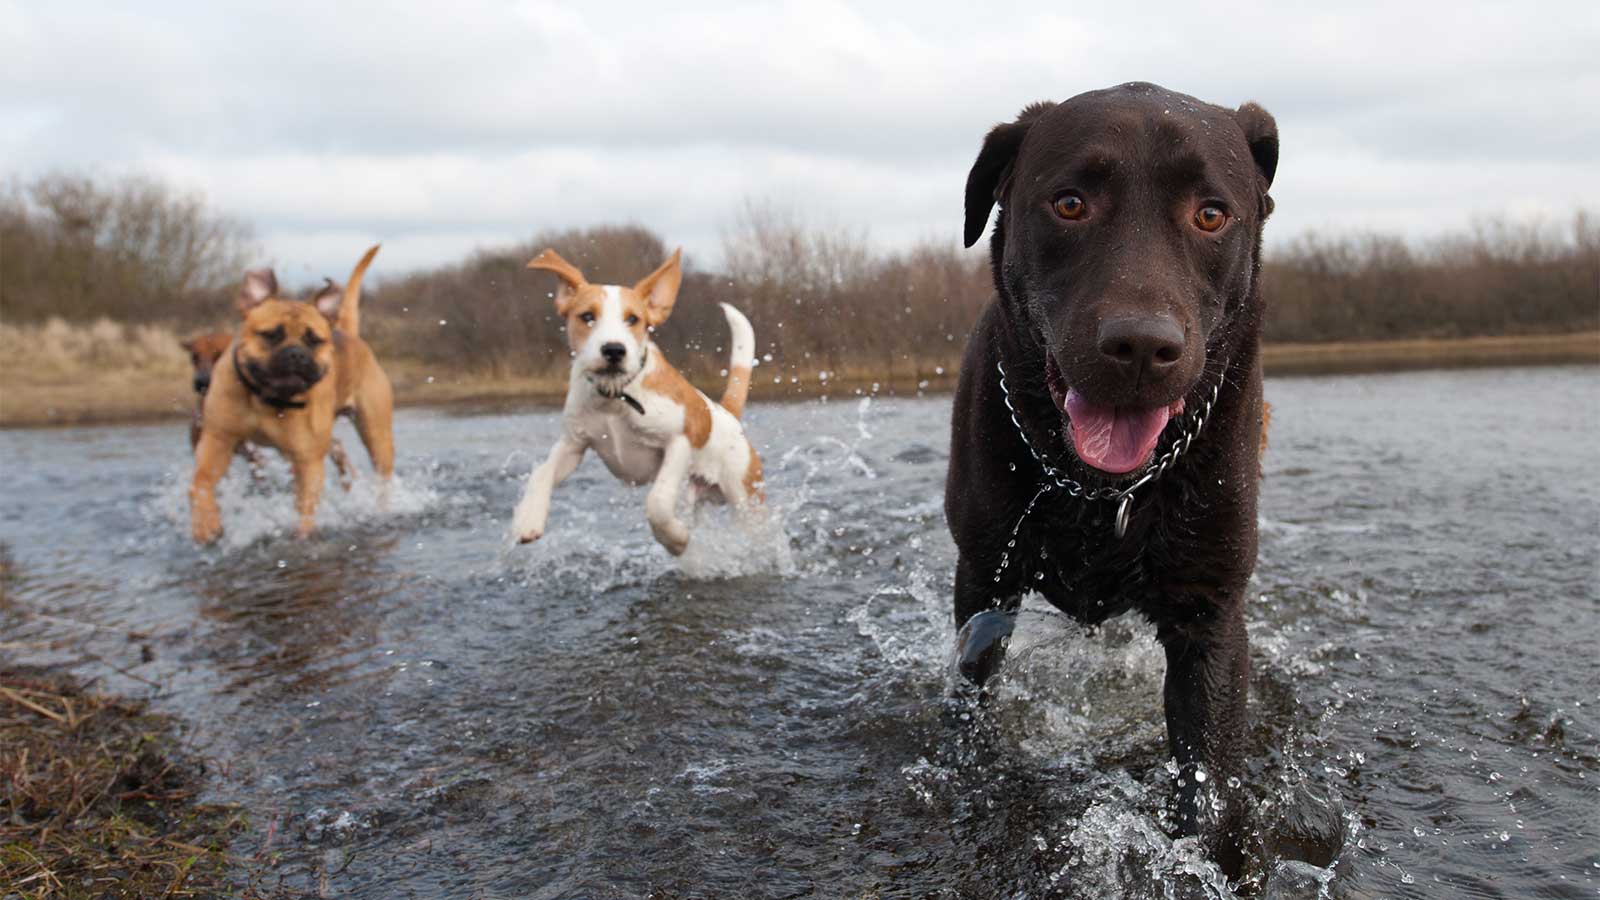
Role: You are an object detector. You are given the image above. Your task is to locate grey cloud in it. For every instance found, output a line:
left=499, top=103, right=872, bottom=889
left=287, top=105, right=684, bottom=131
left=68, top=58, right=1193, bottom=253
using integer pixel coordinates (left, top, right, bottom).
left=3, top=0, right=1596, bottom=277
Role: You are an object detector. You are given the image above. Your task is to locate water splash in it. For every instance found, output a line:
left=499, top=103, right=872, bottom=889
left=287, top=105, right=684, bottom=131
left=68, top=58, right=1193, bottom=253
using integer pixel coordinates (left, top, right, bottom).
left=148, top=455, right=438, bottom=550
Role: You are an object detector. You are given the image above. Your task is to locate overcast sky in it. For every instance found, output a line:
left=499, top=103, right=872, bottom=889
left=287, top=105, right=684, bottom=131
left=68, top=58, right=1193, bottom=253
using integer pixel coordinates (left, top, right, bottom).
left=4, top=1, right=1598, bottom=282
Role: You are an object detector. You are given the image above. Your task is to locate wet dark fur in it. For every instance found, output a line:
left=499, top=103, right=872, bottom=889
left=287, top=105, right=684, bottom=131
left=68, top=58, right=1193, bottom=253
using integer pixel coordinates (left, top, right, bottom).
left=945, top=82, right=1278, bottom=876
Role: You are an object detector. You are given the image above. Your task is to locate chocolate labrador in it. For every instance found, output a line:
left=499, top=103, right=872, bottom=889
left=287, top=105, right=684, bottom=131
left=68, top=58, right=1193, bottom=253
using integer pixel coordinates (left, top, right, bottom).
left=945, top=82, right=1278, bottom=874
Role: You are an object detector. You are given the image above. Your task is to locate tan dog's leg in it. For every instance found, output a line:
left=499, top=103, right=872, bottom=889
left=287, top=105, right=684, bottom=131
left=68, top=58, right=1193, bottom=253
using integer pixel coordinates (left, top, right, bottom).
left=190, top=431, right=238, bottom=544
left=291, top=454, right=326, bottom=538
left=329, top=438, right=355, bottom=491
left=353, top=374, right=395, bottom=479
left=645, top=436, right=693, bottom=556
left=513, top=437, right=586, bottom=544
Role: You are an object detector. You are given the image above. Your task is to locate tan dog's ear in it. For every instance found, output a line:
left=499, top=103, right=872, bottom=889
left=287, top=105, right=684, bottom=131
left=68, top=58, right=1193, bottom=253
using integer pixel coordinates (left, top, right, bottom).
left=634, top=248, right=682, bottom=327
left=311, top=277, right=342, bottom=322
left=179, top=336, right=196, bottom=353
left=237, top=268, right=278, bottom=317
left=526, top=249, right=587, bottom=315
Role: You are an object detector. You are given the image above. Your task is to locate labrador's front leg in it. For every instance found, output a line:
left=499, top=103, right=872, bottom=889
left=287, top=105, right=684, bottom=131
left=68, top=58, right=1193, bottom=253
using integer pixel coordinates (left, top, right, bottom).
left=1158, top=594, right=1251, bottom=879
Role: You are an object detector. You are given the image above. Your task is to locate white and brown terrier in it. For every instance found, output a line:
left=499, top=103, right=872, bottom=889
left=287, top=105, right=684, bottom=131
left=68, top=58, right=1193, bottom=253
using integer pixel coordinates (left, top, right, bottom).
left=511, top=248, right=762, bottom=555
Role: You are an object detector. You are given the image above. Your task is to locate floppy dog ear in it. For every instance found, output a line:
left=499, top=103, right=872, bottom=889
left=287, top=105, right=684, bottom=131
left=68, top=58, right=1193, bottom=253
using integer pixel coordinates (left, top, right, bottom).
left=526, top=248, right=587, bottom=315
left=236, top=268, right=278, bottom=317
left=634, top=248, right=683, bottom=328
left=1234, top=102, right=1279, bottom=217
left=964, top=101, right=1055, bottom=248
left=311, top=277, right=342, bottom=322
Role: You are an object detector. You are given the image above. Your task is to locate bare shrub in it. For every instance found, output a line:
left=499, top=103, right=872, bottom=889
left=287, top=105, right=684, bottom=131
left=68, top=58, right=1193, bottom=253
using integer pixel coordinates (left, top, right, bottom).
left=1263, top=213, right=1599, bottom=342
left=1, top=173, right=255, bottom=325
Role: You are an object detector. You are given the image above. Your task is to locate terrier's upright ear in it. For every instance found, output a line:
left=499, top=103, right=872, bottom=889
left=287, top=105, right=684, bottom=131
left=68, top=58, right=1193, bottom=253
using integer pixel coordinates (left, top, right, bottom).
left=527, top=249, right=588, bottom=315
left=634, top=248, right=682, bottom=328
left=236, top=268, right=278, bottom=317
left=963, top=101, right=1056, bottom=248
left=1234, top=102, right=1279, bottom=218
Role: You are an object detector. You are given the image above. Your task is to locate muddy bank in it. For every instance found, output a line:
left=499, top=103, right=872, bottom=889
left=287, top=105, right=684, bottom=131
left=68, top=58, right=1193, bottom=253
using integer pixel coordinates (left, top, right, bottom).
left=0, top=669, right=273, bottom=898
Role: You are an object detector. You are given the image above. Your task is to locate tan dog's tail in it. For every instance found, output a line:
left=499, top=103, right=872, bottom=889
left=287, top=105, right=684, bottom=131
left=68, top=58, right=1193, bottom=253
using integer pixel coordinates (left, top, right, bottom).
left=338, top=244, right=381, bottom=336
left=717, top=303, right=755, bottom=419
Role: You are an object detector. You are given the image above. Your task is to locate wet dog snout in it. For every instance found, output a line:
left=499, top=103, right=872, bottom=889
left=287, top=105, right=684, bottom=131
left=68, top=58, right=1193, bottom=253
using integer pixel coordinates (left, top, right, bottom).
left=1096, top=316, right=1185, bottom=379
left=601, top=343, right=627, bottom=366
left=276, top=345, right=314, bottom=370
left=192, top=372, right=211, bottom=395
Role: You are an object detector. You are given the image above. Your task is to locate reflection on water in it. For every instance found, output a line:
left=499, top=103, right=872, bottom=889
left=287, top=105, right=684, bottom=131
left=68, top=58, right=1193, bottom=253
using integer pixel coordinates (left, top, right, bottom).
left=1, top=366, right=1596, bottom=898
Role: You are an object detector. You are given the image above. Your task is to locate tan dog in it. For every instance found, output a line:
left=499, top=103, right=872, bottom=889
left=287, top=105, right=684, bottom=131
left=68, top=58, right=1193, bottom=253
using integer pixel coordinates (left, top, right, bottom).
left=511, top=248, right=762, bottom=555
left=181, top=331, right=355, bottom=484
left=189, top=245, right=393, bottom=543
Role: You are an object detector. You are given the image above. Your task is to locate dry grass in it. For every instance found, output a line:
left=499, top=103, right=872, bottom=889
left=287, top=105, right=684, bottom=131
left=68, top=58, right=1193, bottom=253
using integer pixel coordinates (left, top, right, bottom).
left=0, top=318, right=191, bottom=381
left=0, top=670, right=261, bottom=899
left=0, top=318, right=195, bottom=426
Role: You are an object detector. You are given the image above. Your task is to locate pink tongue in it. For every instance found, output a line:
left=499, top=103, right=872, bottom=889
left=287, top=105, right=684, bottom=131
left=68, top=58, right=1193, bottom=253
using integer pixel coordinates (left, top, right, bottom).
left=1063, top=389, right=1171, bottom=474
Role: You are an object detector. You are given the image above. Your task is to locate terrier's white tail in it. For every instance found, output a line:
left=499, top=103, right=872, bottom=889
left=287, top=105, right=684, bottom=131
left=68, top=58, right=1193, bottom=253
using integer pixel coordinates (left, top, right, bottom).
left=718, top=302, right=755, bottom=419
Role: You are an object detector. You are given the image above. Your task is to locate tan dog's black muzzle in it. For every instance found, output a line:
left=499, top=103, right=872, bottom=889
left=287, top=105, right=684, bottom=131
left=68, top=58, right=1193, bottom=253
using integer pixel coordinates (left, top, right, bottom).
left=234, top=347, right=324, bottom=410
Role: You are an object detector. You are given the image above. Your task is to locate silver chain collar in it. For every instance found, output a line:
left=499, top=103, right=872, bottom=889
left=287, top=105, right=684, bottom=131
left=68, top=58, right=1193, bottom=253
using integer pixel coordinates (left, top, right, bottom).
left=995, top=360, right=1220, bottom=542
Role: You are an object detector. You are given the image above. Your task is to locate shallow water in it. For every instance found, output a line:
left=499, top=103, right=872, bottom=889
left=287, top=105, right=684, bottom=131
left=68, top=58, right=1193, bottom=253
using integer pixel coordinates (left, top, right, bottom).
left=1, top=366, right=1596, bottom=899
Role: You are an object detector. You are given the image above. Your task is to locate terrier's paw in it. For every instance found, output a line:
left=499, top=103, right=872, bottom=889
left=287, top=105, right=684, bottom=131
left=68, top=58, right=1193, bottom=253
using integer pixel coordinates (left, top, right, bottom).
left=653, top=519, right=690, bottom=556
left=512, top=506, right=546, bottom=545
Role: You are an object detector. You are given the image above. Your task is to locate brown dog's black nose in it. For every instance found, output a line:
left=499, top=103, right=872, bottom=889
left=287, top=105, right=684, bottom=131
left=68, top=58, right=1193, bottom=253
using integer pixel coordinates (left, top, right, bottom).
left=1096, top=316, right=1185, bottom=377
left=601, top=343, right=626, bottom=365
left=193, top=373, right=210, bottom=395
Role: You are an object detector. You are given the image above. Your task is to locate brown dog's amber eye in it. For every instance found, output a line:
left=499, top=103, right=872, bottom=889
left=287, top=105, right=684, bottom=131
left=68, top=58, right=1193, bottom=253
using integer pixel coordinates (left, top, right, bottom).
left=304, top=332, right=325, bottom=348
left=1194, top=206, right=1228, bottom=232
left=256, top=325, right=286, bottom=345
left=1052, top=194, right=1088, bottom=220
